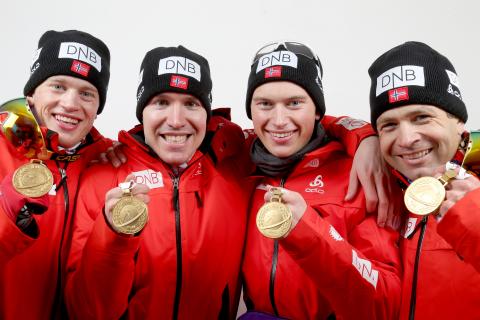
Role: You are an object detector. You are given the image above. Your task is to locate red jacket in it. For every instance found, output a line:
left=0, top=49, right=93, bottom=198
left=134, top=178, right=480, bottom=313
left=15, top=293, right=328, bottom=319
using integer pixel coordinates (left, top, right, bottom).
left=436, top=187, right=480, bottom=273
left=400, top=190, right=480, bottom=319
left=0, top=127, right=111, bottom=320
left=65, top=114, right=255, bottom=319
left=242, top=141, right=402, bottom=319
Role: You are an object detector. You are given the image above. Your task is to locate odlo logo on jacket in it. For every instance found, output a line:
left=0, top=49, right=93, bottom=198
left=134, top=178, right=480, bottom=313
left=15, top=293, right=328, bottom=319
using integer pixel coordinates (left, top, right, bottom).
left=305, top=175, right=324, bottom=194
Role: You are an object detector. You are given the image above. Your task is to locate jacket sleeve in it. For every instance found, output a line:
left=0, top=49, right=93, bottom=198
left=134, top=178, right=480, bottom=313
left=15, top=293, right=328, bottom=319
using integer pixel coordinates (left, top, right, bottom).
left=0, top=206, right=36, bottom=264
left=437, top=187, right=480, bottom=273
left=321, top=115, right=376, bottom=157
left=280, top=206, right=401, bottom=319
left=65, top=169, right=141, bottom=320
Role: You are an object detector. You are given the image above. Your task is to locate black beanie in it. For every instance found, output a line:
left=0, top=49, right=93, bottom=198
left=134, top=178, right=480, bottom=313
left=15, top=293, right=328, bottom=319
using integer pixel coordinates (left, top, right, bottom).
left=23, top=30, right=110, bottom=114
left=369, top=41, right=467, bottom=130
left=136, top=46, right=212, bottom=123
left=245, top=45, right=325, bottom=119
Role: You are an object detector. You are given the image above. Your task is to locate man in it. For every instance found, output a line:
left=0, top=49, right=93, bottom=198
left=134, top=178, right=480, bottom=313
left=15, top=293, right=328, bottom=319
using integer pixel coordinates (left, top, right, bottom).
left=240, top=42, right=401, bottom=319
left=0, top=30, right=111, bottom=319
left=65, top=45, right=387, bottom=319
left=65, top=45, right=255, bottom=319
left=368, top=41, right=480, bottom=319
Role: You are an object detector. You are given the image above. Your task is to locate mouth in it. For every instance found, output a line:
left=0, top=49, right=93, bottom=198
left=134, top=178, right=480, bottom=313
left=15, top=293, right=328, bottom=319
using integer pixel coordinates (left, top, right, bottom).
left=54, top=114, right=80, bottom=125
left=267, top=130, right=296, bottom=140
left=399, top=148, right=432, bottom=160
left=161, top=134, right=190, bottom=144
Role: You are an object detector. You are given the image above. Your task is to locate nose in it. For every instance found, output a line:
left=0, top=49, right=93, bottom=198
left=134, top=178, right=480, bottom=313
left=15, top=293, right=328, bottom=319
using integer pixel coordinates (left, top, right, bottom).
left=59, top=90, right=79, bottom=112
left=272, top=105, right=288, bottom=127
left=166, top=103, right=186, bottom=128
left=396, top=122, right=420, bottom=147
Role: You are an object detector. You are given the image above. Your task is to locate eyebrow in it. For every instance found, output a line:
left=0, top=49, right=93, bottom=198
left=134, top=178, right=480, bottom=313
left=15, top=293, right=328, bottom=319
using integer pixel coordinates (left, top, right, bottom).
left=252, top=95, right=307, bottom=101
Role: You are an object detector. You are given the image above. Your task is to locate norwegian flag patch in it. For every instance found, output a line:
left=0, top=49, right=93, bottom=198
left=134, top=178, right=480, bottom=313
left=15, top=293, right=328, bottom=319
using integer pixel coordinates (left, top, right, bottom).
left=265, top=66, right=282, bottom=79
left=388, top=87, right=409, bottom=103
left=70, top=60, right=91, bottom=77
left=170, top=75, right=189, bottom=89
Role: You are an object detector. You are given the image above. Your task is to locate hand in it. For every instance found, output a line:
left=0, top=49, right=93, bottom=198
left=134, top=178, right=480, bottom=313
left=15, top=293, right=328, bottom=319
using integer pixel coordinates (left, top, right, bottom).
left=94, top=141, right=127, bottom=168
left=434, top=165, right=480, bottom=219
left=104, top=174, right=150, bottom=227
left=0, top=172, right=49, bottom=223
left=344, top=136, right=395, bottom=227
left=265, top=186, right=307, bottom=234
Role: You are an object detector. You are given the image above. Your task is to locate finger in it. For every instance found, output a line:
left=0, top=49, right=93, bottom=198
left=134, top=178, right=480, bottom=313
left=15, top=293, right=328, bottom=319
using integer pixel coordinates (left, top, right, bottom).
left=345, top=169, right=359, bottom=201
left=99, top=151, right=109, bottom=164
left=131, top=183, right=150, bottom=196
left=106, top=149, right=121, bottom=168
left=133, top=194, right=151, bottom=205
left=124, top=173, right=136, bottom=182
left=374, top=174, right=389, bottom=227
left=438, top=200, right=454, bottom=220
left=361, top=175, right=378, bottom=213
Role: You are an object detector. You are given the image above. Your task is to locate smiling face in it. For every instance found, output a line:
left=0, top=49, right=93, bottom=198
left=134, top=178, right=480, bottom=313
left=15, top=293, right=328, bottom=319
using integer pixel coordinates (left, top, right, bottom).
left=142, top=92, right=207, bottom=167
left=251, top=81, right=319, bottom=158
left=376, top=104, right=465, bottom=180
left=26, top=75, right=100, bottom=148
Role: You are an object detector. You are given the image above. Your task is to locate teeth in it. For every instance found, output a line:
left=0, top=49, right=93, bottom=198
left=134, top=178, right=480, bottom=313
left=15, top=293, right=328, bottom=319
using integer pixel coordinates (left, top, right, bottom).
left=55, top=115, right=79, bottom=125
left=271, top=131, right=293, bottom=138
left=164, top=135, right=187, bottom=144
left=403, top=149, right=430, bottom=160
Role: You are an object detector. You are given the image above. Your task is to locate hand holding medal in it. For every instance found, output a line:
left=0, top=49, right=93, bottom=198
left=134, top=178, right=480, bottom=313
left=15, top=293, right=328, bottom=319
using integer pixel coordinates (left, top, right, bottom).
left=1, top=98, right=53, bottom=198
left=404, top=130, right=480, bottom=216
left=106, top=177, right=150, bottom=235
left=256, top=186, right=306, bottom=239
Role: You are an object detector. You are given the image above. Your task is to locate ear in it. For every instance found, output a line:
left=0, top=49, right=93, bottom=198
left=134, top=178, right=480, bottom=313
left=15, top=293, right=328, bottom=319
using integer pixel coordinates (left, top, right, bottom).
left=315, top=113, right=321, bottom=121
left=26, top=95, right=34, bottom=106
left=456, top=121, right=465, bottom=135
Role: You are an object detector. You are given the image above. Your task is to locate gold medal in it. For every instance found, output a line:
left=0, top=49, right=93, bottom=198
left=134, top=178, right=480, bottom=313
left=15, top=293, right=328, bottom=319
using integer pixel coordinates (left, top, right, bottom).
left=111, top=181, right=148, bottom=235
left=256, top=188, right=292, bottom=239
left=12, top=160, right=53, bottom=197
left=404, top=169, right=457, bottom=216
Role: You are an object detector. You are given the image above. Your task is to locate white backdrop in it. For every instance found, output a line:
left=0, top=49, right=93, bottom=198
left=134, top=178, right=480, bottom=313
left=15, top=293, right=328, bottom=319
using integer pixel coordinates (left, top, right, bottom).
left=1, top=0, right=479, bottom=139
left=1, top=0, right=479, bottom=316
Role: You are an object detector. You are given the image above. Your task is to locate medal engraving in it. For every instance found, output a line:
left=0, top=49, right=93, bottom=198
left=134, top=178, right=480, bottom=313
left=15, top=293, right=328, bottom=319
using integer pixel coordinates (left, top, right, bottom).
left=256, top=188, right=292, bottom=239
left=13, top=160, right=53, bottom=197
left=112, top=182, right=148, bottom=235
left=404, top=169, right=457, bottom=216
left=112, top=197, right=148, bottom=234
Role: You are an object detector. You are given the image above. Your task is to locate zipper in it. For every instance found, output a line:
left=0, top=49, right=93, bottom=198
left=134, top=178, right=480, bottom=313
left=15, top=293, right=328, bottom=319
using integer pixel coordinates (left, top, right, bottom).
left=269, top=177, right=285, bottom=316
left=171, top=175, right=182, bottom=320
left=52, top=162, right=70, bottom=317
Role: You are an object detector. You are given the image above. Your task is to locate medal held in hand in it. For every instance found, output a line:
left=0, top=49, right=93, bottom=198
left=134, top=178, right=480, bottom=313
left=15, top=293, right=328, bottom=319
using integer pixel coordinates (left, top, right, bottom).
left=256, top=187, right=292, bottom=239
left=404, top=169, right=457, bottom=216
left=13, top=159, right=54, bottom=197
left=404, top=130, right=480, bottom=216
left=112, top=181, right=148, bottom=235
left=1, top=98, right=54, bottom=197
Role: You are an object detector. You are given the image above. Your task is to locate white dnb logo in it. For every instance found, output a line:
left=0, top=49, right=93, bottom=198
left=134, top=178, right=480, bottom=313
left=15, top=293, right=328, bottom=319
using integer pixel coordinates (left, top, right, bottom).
left=256, top=51, right=298, bottom=73
left=133, top=169, right=164, bottom=189
left=376, top=65, right=424, bottom=96
left=305, top=175, right=324, bottom=194
left=352, top=250, right=379, bottom=288
left=59, top=42, right=102, bottom=72
left=158, top=56, right=201, bottom=81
